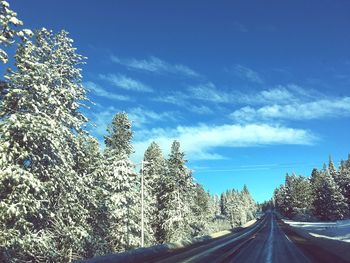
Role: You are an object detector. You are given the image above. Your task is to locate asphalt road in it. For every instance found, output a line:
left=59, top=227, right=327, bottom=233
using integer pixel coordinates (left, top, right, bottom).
left=150, top=212, right=348, bottom=263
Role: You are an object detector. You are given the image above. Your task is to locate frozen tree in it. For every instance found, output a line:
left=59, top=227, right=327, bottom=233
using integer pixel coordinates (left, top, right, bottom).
left=241, top=185, right=257, bottom=221
left=191, top=184, right=211, bottom=236
left=338, top=155, right=350, bottom=208
left=101, top=112, right=140, bottom=252
left=105, top=112, right=134, bottom=157
left=73, top=135, right=106, bottom=257
left=142, top=142, right=166, bottom=245
left=284, top=174, right=312, bottom=219
left=315, top=171, right=348, bottom=221
left=218, top=186, right=257, bottom=228
left=0, top=0, right=32, bottom=63
left=274, top=185, right=288, bottom=215
left=310, top=168, right=326, bottom=217
left=158, top=141, right=194, bottom=243
left=0, top=28, right=91, bottom=262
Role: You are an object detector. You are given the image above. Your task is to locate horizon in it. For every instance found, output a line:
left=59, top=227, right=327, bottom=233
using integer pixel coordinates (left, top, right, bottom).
left=7, top=0, right=350, bottom=203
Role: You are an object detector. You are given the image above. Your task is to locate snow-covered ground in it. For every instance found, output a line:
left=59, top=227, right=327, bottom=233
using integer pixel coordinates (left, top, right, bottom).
left=283, top=219, right=350, bottom=242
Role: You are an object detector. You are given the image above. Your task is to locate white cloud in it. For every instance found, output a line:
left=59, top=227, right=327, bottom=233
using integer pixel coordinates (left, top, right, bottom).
left=231, top=97, right=350, bottom=122
left=188, top=105, right=214, bottom=115
left=153, top=92, right=188, bottom=107
left=234, top=65, right=264, bottom=84
left=226, top=84, right=318, bottom=107
left=85, top=81, right=131, bottom=101
left=127, top=107, right=178, bottom=128
left=111, top=55, right=200, bottom=78
left=133, top=123, right=317, bottom=162
left=188, top=82, right=232, bottom=103
left=232, top=22, right=249, bottom=33
left=99, top=74, right=153, bottom=92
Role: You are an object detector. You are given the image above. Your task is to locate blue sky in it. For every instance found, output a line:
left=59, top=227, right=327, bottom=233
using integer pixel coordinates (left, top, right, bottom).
left=8, top=0, right=350, bottom=202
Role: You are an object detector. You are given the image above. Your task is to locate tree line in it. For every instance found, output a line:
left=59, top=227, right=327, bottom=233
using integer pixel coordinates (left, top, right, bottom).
left=273, top=156, right=350, bottom=221
left=0, top=2, right=257, bottom=262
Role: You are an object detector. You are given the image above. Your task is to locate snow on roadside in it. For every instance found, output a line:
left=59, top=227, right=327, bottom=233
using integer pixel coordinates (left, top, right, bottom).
left=282, top=219, right=350, bottom=242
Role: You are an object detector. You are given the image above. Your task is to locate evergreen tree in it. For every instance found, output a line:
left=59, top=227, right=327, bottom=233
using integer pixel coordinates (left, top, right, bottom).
left=142, top=142, right=166, bottom=245
left=101, top=112, right=140, bottom=252
left=0, top=29, right=90, bottom=262
left=104, top=112, right=134, bottom=157
left=242, top=185, right=257, bottom=221
left=0, top=0, right=32, bottom=63
left=338, top=155, right=350, bottom=207
left=191, top=184, right=211, bottom=236
left=316, top=171, right=348, bottom=221
left=158, top=141, right=194, bottom=243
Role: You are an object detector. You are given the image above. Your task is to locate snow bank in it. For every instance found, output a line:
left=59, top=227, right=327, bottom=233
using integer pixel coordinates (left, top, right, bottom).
left=77, top=219, right=257, bottom=263
left=283, top=219, right=350, bottom=243
left=282, top=219, right=350, bottom=262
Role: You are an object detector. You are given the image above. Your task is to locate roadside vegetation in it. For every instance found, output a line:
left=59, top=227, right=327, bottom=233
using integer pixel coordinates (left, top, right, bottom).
left=273, top=155, right=350, bottom=221
left=0, top=2, right=257, bottom=262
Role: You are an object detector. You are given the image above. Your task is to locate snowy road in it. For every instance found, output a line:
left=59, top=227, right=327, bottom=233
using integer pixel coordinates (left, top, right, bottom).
left=150, top=212, right=349, bottom=263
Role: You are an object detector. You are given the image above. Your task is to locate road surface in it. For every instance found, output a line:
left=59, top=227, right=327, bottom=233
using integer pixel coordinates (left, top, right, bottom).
left=148, top=212, right=348, bottom=263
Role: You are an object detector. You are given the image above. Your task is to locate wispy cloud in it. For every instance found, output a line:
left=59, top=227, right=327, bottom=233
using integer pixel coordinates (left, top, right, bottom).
left=230, top=97, right=350, bottom=122
left=233, top=65, right=264, bottom=84
left=154, top=84, right=310, bottom=110
left=85, top=81, right=131, bottom=101
left=153, top=92, right=188, bottom=107
left=153, top=93, right=215, bottom=115
left=188, top=105, right=214, bottom=115
left=99, top=73, right=153, bottom=92
left=237, top=85, right=314, bottom=105
left=232, top=22, right=249, bottom=33
left=127, top=107, right=178, bottom=128
left=111, top=55, right=200, bottom=78
left=187, top=82, right=232, bottom=103
left=133, top=123, right=317, bottom=161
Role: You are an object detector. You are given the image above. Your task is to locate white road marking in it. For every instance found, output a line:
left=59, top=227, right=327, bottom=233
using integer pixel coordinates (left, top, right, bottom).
left=266, top=214, right=274, bottom=263
left=284, top=233, right=292, bottom=243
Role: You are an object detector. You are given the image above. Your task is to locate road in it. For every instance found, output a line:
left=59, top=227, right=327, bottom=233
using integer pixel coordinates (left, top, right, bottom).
left=149, top=212, right=348, bottom=263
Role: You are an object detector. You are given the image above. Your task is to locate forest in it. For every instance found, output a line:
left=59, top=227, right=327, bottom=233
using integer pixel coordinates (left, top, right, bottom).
left=274, top=156, right=350, bottom=221
left=0, top=2, right=257, bottom=262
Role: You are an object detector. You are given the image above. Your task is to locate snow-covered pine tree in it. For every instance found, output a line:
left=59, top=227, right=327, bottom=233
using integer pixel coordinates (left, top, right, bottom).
left=158, top=140, right=194, bottom=243
left=0, top=0, right=32, bottom=63
left=141, top=141, right=166, bottom=245
left=0, top=29, right=91, bottom=262
left=328, top=156, right=337, bottom=178
left=105, top=112, right=134, bottom=157
left=273, top=184, right=288, bottom=215
left=101, top=112, right=140, bottom=252
left=241, top=185, right=257, bottom=221
left=73, top=135, right=106, bottom=257
left=316, top=170, right=348, bottom=221
left=339, top=155, right=350, bottom=210
left=191, top=184, right=211, bottom=236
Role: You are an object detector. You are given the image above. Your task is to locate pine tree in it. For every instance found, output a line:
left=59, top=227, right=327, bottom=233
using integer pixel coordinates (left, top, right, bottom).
left=101, top=112, right=140, bottom=252
left=241, top=185, right=257, bottom=221
left=316, top=171, right=348, bottom=221
left=0, top=1, right=32, bottom=63
left=105, top=112, right=134, bottom=157
left=0, top=29, right=90, bottom=262
left=74, top=135, right=105, bottom=257
left=310, top=168, right=325, bottom=217
left=191, top=184, right=211, bottom=236
left=158, top=141, right=194, bottom=243
left=338, top=155, right=350, bottom=208
left=142, top=142, right=166, bottom=245
left=282, top=174, right=312, bottom=219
